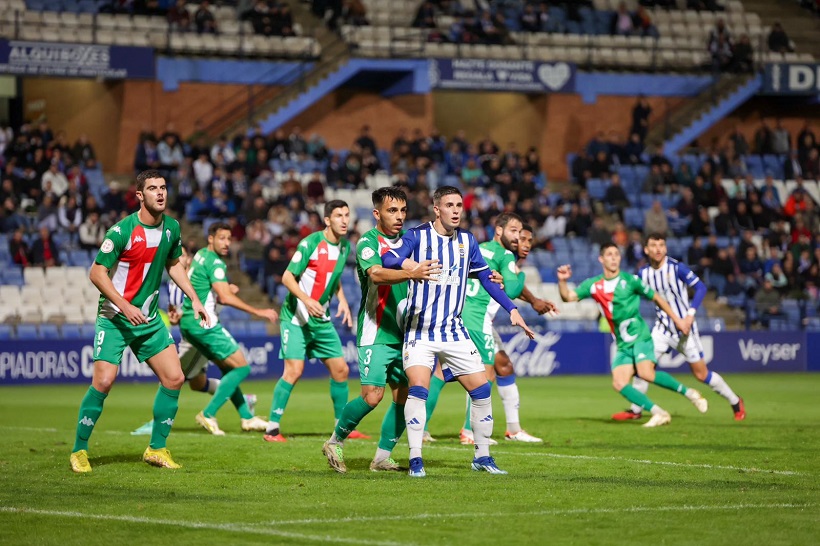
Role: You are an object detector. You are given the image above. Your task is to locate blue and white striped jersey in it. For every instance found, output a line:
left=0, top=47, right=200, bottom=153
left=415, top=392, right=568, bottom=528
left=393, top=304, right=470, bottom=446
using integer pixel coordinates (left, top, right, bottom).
left=386, top=222, right=489, bottom=343
left=168, top=281, right=185, bottom=309
left=638, top=257, right=700, bottom=336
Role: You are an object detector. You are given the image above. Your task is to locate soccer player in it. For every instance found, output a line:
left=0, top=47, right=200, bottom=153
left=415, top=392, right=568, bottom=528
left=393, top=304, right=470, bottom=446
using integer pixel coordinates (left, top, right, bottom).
left=131, top=246, right=264, bottom=436
left=264, top=200, right=362, bottom=442
left=70, top=169, right=209, bottom=473
left=558, top=243, right=708, bottom=428
left=180, top=222, right=279, bottom=435
left=322, top=187, right=442, bottom=473
left=382, top=186, right=535, bottom=477
left=611, top=233, right=745, bottom=421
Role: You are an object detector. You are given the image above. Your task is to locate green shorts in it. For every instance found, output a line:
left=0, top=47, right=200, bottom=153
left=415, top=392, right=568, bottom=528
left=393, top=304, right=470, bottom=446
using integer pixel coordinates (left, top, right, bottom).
left=280, top=320, right=344, bottom=361
left=358, top=344, right=407, bottom=387
left=180, top=321, right=240, bottom=363
left=467, top=328, right=497, bottom=365
left=612, top=339, right=657, bottom=369
left=93, top=315, right=175, bottom=365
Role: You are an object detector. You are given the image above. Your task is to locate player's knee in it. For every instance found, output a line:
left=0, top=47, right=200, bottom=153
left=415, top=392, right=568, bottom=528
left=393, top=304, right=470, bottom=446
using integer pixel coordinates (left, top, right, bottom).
left=407, top=385, right=429, bottom=401
left=362, top=387, right=384, bottom=406
left=468, top=382, right=492, bottom=401
left=163, top=371, right=185, bottom=390
left=636, top=369, right=655, bottom=383
left=93, top=375, right=116, bottom=393
left=612, top=378, right=627, bottom=391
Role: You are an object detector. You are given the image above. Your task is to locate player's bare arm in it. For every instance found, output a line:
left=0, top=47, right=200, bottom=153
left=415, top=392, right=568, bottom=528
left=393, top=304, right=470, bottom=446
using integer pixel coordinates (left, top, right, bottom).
left=509, top=309, right=535, bottom=339
left=557, top=265, right=579, bottom=302
left=368, top=259, right=441, bottom=285
left=89, top=263, right=148, bottom=326
left=335, top=283, right=353, bottom=328
left=653, top=292, right=690, bottom=335
left=213, top=281, right=278, bottom=322
left=167, top=258, right=210, bottom=327
left=282, top=270, right=324, bottom=317
left=519, top=285, right=558, bottom=315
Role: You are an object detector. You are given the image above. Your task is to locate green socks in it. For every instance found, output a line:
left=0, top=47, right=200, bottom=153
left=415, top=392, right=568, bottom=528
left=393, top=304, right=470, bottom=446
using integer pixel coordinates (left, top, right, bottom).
left=378, top=402, right=406, bottom=452
left=73, top=386, right=107, bottom=452
left=150, top=385, right=180, bottom=449
left=269, top=379, right=294, bottom=424
left=230, top=387, right=254, bottom=420
left=424, top=375, right=446, bottom=431
left=203, top=365, right=250, bottom=418
left=329, top=379, right=349, bottom=421
left=619, top=385, right=655, bottom=411
left=334, top=396, right=374, bottom=441
left=652, top=371, right=688, bottom=394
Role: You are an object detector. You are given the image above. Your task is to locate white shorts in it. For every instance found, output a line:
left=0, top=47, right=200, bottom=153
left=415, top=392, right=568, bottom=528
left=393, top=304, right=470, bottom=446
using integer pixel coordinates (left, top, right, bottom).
left=652, top=328, right=704, bottom=364
left=178, top=338, right=209, bottom=380
left=403, top=338, right=483, bottom=377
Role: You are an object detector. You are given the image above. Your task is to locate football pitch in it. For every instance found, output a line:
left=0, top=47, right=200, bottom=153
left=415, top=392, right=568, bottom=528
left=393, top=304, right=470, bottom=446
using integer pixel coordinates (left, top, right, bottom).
left=1, top=373, right=818, bottom=545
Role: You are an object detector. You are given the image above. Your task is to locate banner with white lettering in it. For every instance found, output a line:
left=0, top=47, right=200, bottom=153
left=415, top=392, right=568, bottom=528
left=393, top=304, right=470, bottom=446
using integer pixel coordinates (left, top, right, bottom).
left=0, top=40, right=154, bottom=79
left=762, top=63, right=820, bottom=95
left=0, top=332, right=811, bottom=385
left=429, top=58, right=575, bottom=93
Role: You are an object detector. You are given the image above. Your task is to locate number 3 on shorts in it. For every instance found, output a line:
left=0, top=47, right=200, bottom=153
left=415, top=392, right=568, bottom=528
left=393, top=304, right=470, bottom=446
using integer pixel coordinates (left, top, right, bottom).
left=363, top=348, right=372, bottom=366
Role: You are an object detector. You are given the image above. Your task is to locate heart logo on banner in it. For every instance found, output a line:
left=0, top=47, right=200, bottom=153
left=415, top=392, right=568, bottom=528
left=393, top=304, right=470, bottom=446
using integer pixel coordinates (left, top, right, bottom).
left=496, top=69, right=509, bottom=81
left=537, top=62, right=571, bottom=91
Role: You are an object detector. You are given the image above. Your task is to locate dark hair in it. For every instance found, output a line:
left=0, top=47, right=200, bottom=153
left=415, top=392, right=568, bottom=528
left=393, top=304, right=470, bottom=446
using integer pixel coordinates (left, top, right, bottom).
left=208, top=222, right=231, bottom=237
left=495, top=212, right=523, bottom=229
left=372, top=187, right=407, bottom=208
left=521, top=223, right=534, bottom=234
left=135, top=169, right=164, bottom=192
left=599, top=242, right=619, bottom=255
left=645, top=232, right=666, bottom=245
left=324, top=199, right=349, bottom=218
left=432, top=185, right=462, bottom=205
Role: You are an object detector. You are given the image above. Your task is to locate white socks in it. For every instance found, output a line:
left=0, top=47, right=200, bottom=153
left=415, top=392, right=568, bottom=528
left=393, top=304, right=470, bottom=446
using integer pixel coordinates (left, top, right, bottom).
left=405, top=392, right=427, bottom=460
left=470, top=395, right=493, bottom=459
left=206, top=378, right=220, bottom=394
left=497, top=382, right=521, bottom=433
left=631, top=377, right=649, bottom=413
left=706, top=371, right=740, bottom=405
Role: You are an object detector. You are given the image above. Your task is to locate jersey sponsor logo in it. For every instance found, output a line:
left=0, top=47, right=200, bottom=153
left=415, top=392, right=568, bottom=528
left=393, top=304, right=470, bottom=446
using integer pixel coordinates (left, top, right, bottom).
left=360, top=246, right=375, bottom=260
left=619, top=318, right=638, bottom=343
left=100, top=239, right=114, bottom=253
left=214, top=268, right=226, bottom=280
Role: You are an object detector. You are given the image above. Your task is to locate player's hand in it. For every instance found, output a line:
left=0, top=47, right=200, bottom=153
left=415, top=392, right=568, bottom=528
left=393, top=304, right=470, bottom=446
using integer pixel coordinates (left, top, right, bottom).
left=257, top=308, right=279, bottom=323
left=510, top=309, right=535, bottom=340
left=533, top=298, right=559, bottom=316
left=490, top=271, right=505, bottom=289
left=336, top=300, right=353, bottom=328
left=304, top=297, right=325, bottom=318
left=675, top=317, right=691, bottom=336
left=682, top=314, right=695, bottom=334
left=557, top=264, right=572, bottom=281
left=229, top=283, right=240, bottom=295
left=408, top=259, right=441, bottom=281
left=122, top=303, right=148, bottom=326
left=167, top=307, right=181, bottom=325
left=193, top=301, right=210, bottom=328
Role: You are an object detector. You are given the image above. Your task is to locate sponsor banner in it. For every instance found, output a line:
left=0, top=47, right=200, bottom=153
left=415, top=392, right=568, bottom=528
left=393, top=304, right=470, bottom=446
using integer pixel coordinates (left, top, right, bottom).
left=429, top=58, right=575, bottom=93
left=0, top=40, right=154, bottom=79
left=806, top=332, right=820, bottom=372
left=0, top=332, right=810, bottom=385
left=762, top=63, right=820, bottom=95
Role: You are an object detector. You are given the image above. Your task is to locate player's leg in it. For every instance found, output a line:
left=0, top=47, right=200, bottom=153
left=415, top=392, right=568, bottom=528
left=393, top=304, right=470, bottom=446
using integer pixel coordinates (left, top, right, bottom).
left=71, top=318, right=126, bottom=473
left=310, top=321, right=362, bottom=436
left=423, top=363, right=445, bottom=441
left=371, top=378, right=408, bottom=471
left=611, top=357, right=671, bottom=428
left=403, top=341, right=435, bottom=477
left=461, top=330, right=496, bottom=443
left=495, top=347, right=542, bottom=442
left=634, top=337, right=708, bottom=413
left=614, top=331, right=669, bottom=420
left=685, top=334, right=744, bottom=419
left=265, top=322, right=307, bottom=441
left=141, top=334, right=185, bottom=468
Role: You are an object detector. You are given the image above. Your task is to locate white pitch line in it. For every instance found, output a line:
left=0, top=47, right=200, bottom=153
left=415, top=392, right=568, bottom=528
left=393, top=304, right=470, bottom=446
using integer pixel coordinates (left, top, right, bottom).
left=0, top=506, right=410, bottom=546
left=428, top=445, right=803, bottom=476
left=260, top=503, right=814, bottom=526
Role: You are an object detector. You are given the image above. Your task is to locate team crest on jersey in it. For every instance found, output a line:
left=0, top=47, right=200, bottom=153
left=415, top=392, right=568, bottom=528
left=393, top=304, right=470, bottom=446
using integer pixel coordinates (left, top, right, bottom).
left=361, top=246, right=375, bottom=260
left=620, top=279, right=627, bottom=289
left=458, top=243, right=465, bottom=256
left=166, top=229, right=171, bottom=242
left=100, top=239, right=114, bottom=253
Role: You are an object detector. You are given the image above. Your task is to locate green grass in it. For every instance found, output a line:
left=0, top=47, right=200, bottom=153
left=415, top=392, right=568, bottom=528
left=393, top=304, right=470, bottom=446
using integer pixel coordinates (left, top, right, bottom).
left=1, top=373, right=818, bottom=545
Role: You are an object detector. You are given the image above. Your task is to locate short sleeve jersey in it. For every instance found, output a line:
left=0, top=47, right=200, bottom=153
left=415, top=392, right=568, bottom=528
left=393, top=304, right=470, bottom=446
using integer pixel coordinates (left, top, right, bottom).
left=95, top=212, right=183, bottom=326
left=356, top=228, right=407, bottom=347
left=181, top=248, right=228, bottom=330
left=575, top=271, right=655, bottom=348
left=462, top=239, right=525, bottom=333
left=281, top=230, right=350, bottom=327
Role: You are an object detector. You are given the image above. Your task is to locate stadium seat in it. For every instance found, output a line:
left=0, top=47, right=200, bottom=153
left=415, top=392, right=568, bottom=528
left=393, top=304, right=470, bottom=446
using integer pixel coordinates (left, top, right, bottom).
left=16, top=324, right=40, bottom=339
left=246, top=322, right=268, bottom=336
left=0, top=324, right=12, bottom=340
left=624, top=208, right=644, bottom=229
left=61, top=324, right=84, bottom=339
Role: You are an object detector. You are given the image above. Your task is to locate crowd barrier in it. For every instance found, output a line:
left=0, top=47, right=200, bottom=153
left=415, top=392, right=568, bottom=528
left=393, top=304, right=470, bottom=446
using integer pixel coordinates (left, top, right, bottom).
left=0, top=330, right=815, bottom=385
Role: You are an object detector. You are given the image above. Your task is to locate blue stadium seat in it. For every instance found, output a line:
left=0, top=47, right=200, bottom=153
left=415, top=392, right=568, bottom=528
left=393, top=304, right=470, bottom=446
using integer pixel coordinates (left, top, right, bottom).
left=79, top=324, right=97, bottom=338
left=745, top=155, right=764, bottom=178
left=16, top=324, right=40, bottom=339
left=68, top=250, right=91, bottom=267
left=40, top=324, right=60, bottom=338
left=587, top=178, right=608, bottom=201
left=0, top=325, right=12, bottom=340
left=61, top=324, right=85, bottom=339
left=624, top=208, right=644, bottom=229
left=246, top=322, right=268, bottom=336
left=1, top=267, right=23, bottom=285
left=762, top=155, right=784, bottom=178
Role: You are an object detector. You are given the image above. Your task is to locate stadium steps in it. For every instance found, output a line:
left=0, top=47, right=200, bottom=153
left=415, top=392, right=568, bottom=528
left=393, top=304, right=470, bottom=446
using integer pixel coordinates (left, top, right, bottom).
left=645, top=72, right=761, bottom=156
left=702, top=292, right=744, bottom=330
left=740, top=0, right=820, bottom=60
